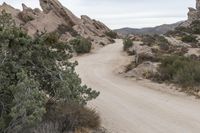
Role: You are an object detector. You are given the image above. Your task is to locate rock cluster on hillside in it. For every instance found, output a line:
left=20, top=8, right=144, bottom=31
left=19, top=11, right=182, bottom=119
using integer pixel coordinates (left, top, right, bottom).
left=182, top=0, right=200, bottom=26
left=0, top=0, right=113, bottom=47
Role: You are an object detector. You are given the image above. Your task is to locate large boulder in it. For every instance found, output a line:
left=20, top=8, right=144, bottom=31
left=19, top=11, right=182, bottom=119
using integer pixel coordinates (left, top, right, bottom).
left=125, top=61, right=158, bottom=79
left=133, top=43, right=157, bottom=64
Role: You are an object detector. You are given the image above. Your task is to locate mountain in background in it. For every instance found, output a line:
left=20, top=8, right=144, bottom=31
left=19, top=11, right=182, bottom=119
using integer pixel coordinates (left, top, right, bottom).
left=114, top=21, right=183, bottom=36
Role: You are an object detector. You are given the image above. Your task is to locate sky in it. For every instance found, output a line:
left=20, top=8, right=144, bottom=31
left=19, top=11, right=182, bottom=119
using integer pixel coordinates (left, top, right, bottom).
left=0, top=0, right=196, bottom=29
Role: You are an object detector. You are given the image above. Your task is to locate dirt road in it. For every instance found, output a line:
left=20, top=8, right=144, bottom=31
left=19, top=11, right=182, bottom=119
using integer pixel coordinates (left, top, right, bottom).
left=75, top=39, right=200, bottom=133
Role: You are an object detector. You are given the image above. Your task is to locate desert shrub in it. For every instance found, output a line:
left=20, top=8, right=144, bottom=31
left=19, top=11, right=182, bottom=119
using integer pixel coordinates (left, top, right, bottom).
left=156, top=36, right=170, bottom=51
left=165, top=26, right=189, bottom=37
left=181, top=35, right=198, bottom=43
left=57, top=24, right=78, bottom=37
left=70, top=37, right=92, bottom=54
left=0, top=11, right=99, bottom=132
left=44, top=102, right=101, bottom=132
left=190, top=20, right=200, bottom=34
left=105, top=31, right=118, bottom=39
left=22, top=102, right=101, bottom=133
left=159, top=42, right=170, bottom=51
left=123, top=38, right=133, bottom=51
left=141, top=35, right=156, bottom=46
left=175, top=26, right=191, bottom=33
left=125, top=62, right=135, bottom=72
left=158, top=55, right=200, bottom=88
left=40, top=32, right=60, bottom=45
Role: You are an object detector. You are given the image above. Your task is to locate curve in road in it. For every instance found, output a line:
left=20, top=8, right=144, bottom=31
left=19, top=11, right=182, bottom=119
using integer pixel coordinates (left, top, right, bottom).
left=75, top=39, right=200, bottom=133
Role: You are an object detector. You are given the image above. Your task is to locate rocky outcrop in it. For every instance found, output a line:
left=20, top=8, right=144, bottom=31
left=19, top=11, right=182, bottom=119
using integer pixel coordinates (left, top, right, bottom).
left=188, top=7, right=199, bottom=22
left=40, top=0, right=80, bottom=26
left=24, top=11, right=65, bottom=36
left=197, top=0, right=200, bottom=10
left=182, top=0, right=200, bottom=26
left=125, top=61, right=158, bottom=79
left=0, top=0, right=113, bottom=47
left=18, top=4, right=41, bottom=23
left=0, top=2, right=22, bottom=25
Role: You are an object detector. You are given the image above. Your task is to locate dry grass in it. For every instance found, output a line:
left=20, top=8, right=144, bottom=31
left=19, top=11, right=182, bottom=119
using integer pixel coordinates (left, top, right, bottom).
left=45, top=102, right=101, bottom=132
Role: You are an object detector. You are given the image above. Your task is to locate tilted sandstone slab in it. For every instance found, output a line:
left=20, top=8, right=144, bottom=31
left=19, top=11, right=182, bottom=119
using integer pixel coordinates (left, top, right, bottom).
left=0, top=2, right=23, bottom=26
left=40, top=0, right=81, bottom=26
left=0, top=0, right=113, bottom=47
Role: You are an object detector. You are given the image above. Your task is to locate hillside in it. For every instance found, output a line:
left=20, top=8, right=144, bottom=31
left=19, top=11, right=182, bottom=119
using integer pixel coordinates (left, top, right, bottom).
left=114, top=21, right=182, bottom=36
left=0, top=0, right=114, bottom=47
left=121, top=0, right=200, bottom=96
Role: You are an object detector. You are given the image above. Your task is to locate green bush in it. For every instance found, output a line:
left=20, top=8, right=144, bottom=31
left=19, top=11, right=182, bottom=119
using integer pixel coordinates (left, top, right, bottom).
left=105, top=31, right=118, bottom=39
left=123, top=38, right=133, bottom=51
left=70, top=37, right=92, bottom=54
left=190, top=20, right=200, bottom=34
left=158, top=55, right=200, bottom=88
left=141, top=35, right=156, bottom=46
left=156, top=36, right=170, bottom=51
left=175, top=26, right=191, bottom=33
left=181, top=35, right=198, bottom=43
left=0, top=11, right=99, bottom=132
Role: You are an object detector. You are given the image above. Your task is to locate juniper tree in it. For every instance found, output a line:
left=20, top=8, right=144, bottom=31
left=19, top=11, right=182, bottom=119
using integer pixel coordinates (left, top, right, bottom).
left=0, top=11, right=99, bottom=133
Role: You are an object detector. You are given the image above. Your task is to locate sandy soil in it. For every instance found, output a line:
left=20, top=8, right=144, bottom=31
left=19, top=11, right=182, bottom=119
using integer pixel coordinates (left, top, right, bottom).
left=75, top=39, right=200, bottom=133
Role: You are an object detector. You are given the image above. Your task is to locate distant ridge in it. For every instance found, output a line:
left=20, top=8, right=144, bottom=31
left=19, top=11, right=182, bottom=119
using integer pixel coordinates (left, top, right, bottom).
left=114, top=21, right=183, bottom=36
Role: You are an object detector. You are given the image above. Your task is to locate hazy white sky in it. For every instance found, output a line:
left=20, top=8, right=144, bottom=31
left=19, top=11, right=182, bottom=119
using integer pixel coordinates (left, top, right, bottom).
left=0, top=0, right=196, bottom=29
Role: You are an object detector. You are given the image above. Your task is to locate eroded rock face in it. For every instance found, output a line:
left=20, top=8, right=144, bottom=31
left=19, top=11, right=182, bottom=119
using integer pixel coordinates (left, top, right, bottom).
left=39, top=0, right=112, bottom=45
left=183, top=0, right=200, bottom=26
left=197, top=0, right=200, bottom=10
left=39, top=0, right=80, bottom=26
left=24, top=11, right=65, bottom=36
left=0, top=2, right=22, bottom=25
left=18, top=4, right=41, bottom=23
left=79, top=15, right=110, bottom=37
left=188, top=7, right=199, bottom=21
left=0, top=0, right=113, bottom=47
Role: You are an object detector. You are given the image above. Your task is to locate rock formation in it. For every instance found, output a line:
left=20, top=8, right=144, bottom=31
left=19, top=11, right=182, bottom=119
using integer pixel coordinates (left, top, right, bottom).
left=18, top=4, right=41, bottom=23
left=0, top=2, right=22, bottom=25
left=188, top=7, right=199, bottom=21
left=39, top=0, right=80, bottom=26
left=182, top=0, right=200, bottom=26
left=0, top=0, right=113, bottom=47
left=197, top=0, right=200, bottom=10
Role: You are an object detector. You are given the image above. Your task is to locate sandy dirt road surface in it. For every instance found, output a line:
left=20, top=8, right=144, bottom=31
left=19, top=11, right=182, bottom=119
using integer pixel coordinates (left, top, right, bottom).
left=75, top=39, right=200, bottom=133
